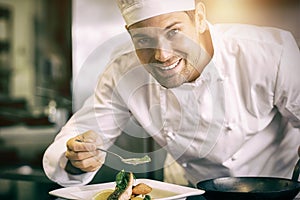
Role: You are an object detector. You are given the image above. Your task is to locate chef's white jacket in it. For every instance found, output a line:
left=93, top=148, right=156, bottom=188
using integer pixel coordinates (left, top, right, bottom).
left=43, top=23, right=300, bottom=187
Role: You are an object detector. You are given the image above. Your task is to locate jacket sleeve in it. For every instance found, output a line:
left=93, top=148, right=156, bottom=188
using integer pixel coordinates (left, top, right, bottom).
left=42, top=96, right=102, bottom=187
left=274, top=31, right=300, bottom=128
left=43, top=64, right=130, bottom=186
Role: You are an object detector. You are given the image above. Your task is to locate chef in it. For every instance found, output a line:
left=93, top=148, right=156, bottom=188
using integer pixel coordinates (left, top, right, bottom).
left=43, top=0, right=300, bottom=187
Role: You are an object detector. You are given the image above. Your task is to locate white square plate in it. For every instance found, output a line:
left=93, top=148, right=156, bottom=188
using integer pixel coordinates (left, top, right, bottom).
left=49, top=179, right=205, bottom=200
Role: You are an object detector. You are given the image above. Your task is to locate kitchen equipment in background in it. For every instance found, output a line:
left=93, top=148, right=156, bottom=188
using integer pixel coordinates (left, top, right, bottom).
left=0, top=5, right=12, bottom=96
left=197, top=158, right=300, bottom=200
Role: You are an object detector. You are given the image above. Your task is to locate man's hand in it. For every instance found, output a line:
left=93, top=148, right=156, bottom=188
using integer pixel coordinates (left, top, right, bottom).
left=65, top=130, right=105, bottom=173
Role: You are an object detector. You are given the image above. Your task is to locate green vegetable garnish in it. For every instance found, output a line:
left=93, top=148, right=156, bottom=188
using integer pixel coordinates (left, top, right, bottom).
left=108, top=170, right=132, bottom=200
left=115, top=169, right=129, bottom=190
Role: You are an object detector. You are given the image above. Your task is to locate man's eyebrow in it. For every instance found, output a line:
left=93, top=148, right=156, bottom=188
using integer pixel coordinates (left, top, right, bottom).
left=165, top=22, right=181, bottom=30
left=131, top=33, right=149, bottom=38
left=130, top=22, right=182, bottom=38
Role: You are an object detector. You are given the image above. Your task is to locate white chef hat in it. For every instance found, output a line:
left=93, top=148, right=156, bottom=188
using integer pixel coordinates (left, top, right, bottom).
left=117, top=0, right=195, bottom=26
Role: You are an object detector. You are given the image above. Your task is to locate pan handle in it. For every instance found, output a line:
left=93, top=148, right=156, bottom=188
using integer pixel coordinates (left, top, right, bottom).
left=292, top=158, right=300, bottom=181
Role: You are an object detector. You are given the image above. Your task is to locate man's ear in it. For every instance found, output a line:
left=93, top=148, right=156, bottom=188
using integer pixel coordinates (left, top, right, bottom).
left=195, top=1, right=207, bottom=34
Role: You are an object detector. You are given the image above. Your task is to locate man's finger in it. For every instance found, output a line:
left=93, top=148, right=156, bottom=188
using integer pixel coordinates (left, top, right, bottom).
left=67, top=138, right=96, bottom=152
left=65, top=150, right=99, bottom=160
left=70, top=155, right=104, bottom=171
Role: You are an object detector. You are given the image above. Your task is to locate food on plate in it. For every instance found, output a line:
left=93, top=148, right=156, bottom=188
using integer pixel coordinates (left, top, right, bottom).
left=132, top=183, right=152, bottom=195
left=108, top=170, right=134, bottom=200
left=93, top=170, right=152, bottom=200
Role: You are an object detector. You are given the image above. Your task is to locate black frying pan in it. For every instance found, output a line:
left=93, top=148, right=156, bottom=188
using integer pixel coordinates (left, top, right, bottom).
left=197, top=158, right=300, bottom=200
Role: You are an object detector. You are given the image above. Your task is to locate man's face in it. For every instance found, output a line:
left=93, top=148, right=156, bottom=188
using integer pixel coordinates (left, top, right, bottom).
left=128, top=11, right=209, bottom=88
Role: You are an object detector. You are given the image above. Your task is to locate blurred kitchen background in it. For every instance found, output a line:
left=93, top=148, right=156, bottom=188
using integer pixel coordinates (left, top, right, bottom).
left=0, top=0, right=299, bottom=199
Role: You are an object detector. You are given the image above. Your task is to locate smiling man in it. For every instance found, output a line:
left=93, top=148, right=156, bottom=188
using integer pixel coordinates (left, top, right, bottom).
left=43, top=0, right=300, bottom=189
left=127, top=6, right=212, bottom=88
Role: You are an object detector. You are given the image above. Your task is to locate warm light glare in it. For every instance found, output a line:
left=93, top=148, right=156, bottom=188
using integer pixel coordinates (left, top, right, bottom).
left=203, top=0, right=299, bottom=27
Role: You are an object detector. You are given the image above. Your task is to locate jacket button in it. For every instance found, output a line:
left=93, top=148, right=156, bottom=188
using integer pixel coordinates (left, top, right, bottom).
left=226, top=126, right=232, bottom=131
left=224, top=121, right=234, bottom=131
left=166, top=131, right=176, bottom=140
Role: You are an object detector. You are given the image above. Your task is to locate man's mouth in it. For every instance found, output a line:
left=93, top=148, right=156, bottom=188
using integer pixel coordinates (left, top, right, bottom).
left=158, top=59, right=182, bottom=71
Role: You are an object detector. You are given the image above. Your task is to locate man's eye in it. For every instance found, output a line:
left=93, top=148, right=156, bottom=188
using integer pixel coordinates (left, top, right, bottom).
left=137, top=38, right=152, bottom=46
left=167, top=29, right=179, bottom=39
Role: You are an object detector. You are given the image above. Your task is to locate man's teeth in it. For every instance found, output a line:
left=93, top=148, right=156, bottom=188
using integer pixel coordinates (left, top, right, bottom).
left=160, top=60, right=180, bottom=71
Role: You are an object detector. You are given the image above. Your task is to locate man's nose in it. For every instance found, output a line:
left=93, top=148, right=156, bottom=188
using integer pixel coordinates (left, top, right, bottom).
left=154, top=41, right=173, bottom=62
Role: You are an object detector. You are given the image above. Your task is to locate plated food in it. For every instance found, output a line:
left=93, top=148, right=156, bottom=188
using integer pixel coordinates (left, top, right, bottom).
left=49, top=172, right=204, bottom=199
left=93, top=170, right=152, bottom=200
